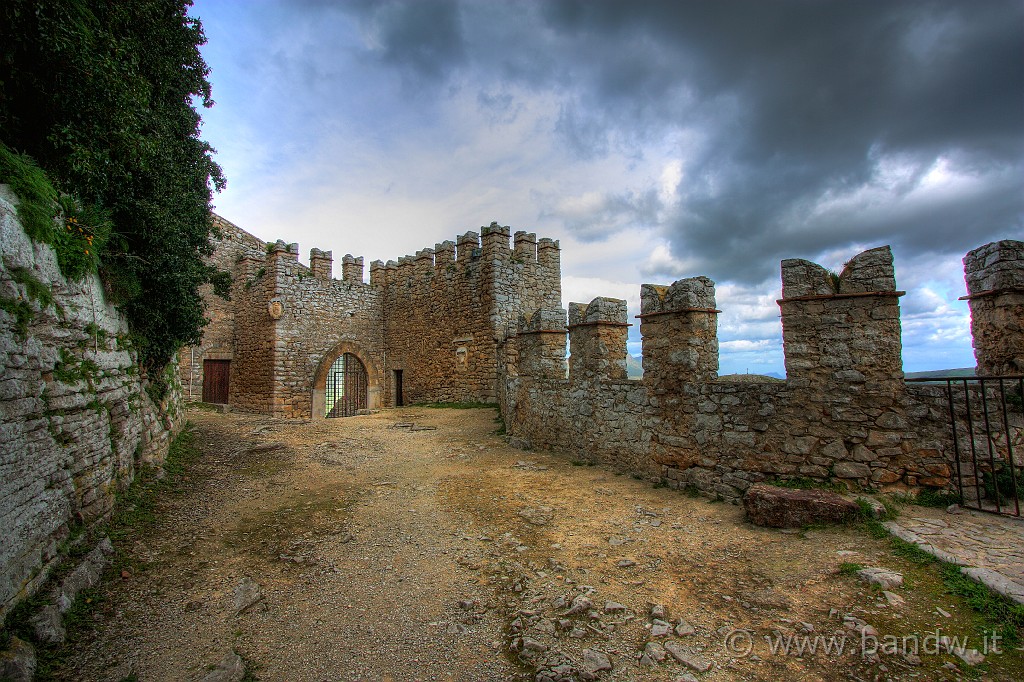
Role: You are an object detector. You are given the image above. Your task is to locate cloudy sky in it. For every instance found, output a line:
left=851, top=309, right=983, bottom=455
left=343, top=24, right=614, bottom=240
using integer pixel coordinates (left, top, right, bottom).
left=190, top=0, right=1023, bottom=375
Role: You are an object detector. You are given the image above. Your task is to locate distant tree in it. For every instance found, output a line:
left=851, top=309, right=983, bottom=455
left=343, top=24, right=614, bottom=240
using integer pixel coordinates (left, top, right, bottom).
left=0, top=0, right=226, bottom=380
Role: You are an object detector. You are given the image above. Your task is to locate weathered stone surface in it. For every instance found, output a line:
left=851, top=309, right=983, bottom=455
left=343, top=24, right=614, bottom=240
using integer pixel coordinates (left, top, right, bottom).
left=1, top=194, right=181, bottom=620
left=833, top=461, right=872, bottom=479
left=0, top=636, right=36, bottom=682
left=30, top=604, right=65, bottom=644
left=857, top=567, right=904, bottom=589
left=743, top=483, right=859, bottom=528
left=663, top=642, right=712, bottom=672
left=200, top=652, right=246, bottom=682
left=233, top=577, right=263, bottom=615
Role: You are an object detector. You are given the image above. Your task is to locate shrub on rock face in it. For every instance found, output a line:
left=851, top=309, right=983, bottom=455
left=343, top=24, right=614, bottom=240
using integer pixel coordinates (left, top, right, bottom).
left=743, top=483, right=859, bottom=528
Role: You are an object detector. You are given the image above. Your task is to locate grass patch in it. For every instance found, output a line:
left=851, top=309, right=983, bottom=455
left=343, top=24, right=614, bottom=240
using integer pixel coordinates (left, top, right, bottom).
left=839, top=562, right=864, bottom=575
left=940, top=563, right=1024, bottom=644
left=915, top=488, right=963, bottom=508
left=862, top=521, right=1024, bottom=647
left=0, top=293, right=34, bottom=338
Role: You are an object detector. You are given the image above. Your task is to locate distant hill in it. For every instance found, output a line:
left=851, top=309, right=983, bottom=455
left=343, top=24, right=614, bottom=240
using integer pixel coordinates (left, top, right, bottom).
left=626, top=354, right=644, bottom=379
left=905, top=368, right=975, bottom=379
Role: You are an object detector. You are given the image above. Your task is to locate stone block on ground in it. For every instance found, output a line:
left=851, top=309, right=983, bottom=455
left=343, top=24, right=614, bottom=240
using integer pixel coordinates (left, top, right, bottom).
left=200, top=651, right=246, bottom=682
left=743, top=483, right=859, bottom=528
left=0, top=636, right=36, bottom=682
left=857, top=567, right=904, bottom=589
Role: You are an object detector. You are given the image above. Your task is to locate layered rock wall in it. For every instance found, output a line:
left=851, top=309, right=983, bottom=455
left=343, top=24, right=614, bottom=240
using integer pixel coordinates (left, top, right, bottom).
left=0, top=188, right=181, bottom=620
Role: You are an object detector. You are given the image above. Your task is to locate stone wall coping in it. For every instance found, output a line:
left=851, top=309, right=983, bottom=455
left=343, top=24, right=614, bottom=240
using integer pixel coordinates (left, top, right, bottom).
left=567, top=322, right=633, bottom=329
left=776, top=290, right=905, bottom=304
left=516, top=328, right=569, bottom=336
left=635, top=308, right=722, bottom=319
left=905, top=374, right=1024, bottom=381
left=958, top=286, right=1024, bottom=301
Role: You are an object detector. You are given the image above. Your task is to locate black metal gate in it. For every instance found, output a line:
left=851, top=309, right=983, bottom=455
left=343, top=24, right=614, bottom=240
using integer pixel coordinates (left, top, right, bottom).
left=908, top=376, right=1023, bottom=516
left=326, top=353, right=368, bottom=418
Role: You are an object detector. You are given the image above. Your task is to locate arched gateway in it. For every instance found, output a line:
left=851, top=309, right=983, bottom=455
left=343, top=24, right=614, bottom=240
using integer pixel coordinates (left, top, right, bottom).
left=311, top=342, right=381, bottom=419
left=325, top=353, right=367, bottom=417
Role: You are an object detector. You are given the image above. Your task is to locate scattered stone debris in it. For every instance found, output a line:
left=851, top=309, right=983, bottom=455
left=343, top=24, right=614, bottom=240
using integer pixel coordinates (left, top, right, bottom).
left=561, top=595, right=594, bottom=616
left=246, top=441, right=286, bottom=454
left=581, top=648, right=612, bottom=674
left=674, top=618, right=695, bottom=636
left=856, top=567, right=904, bottom=590
left=519, top=506, right=555, bottom=526
left=512, top=460, right=550, bottom=471
left=639, top=641, right=666, bottom=666
left=233, top=577, right=264, bottom=615
left=0, top=636, right=36, bottom=682
left=882, top=590, right=905, bottom=606
left=743, top=483, right=860, bottom=528
left=663, top=642, right=712, bottom=672
left=200, top=651, right=246, bottom=682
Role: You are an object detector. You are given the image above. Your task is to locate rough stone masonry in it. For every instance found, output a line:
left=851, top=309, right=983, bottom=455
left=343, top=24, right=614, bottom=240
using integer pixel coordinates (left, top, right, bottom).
left=0, top=187, right=182, bottom=620
left=179, top=214, right=1021, bottom=504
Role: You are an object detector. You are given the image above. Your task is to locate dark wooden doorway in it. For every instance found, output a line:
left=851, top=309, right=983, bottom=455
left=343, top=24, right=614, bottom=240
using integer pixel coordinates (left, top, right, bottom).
left=394, top=370, right=404, bottom=407
left=326, top=353, right=368, bottom=418
left=202, top=359, right=230, bottom=404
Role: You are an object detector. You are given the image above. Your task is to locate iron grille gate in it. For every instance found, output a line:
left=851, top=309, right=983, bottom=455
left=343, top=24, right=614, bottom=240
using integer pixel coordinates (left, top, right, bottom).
left=907, top=376, right=1023, bottom=516
left=325, top=353, right=368, bottom=418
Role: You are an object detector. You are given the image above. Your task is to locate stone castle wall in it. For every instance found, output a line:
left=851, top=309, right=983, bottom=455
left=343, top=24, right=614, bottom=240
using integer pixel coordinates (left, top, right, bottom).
left=0, top=187, right=181, bottom=620
left=182, top=219, right=560, bottom=418
left=963, top=240, right=1024, bottom=375
left=374, top=222, right=560, bottom=406
left=502, top=241, right=1023, bottom=502
left=178, top=214, right=266, bottom=402
left=254, top=241, right=383, bottom=419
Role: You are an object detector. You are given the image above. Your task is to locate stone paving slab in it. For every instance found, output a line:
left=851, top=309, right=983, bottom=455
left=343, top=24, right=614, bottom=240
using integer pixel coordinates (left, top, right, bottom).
left=884, top=507, right=1024, bottom=605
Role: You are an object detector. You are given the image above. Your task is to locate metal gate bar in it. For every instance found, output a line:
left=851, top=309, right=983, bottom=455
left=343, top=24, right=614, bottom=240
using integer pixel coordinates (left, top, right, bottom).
left=909, top=375, right=1023, bottom=516
left=326, top=353, right=368, bottom=418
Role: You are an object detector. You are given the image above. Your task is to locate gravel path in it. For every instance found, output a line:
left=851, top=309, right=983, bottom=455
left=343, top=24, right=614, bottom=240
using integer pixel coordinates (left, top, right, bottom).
left=63, top=406, right=1024, bottom=681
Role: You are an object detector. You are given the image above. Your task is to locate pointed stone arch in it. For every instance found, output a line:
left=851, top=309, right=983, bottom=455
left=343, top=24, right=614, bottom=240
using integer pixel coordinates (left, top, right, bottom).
left=311, top=341, right=381, bottom=419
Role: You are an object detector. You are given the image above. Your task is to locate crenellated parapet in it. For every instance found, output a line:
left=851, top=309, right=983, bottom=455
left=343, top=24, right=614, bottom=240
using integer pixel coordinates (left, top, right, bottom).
left=267, top=239, right=299, bottom=262
left=516, top=308, right=568, bottom=380
left=963, top=240, right=1024, bottom=375
left=779, top=246, right=904, bottom=394
left=457, top=231, right=480, bottom=262
left=568, top=297, right=629, bottom=382
left=310, top=248, right=333, bottom=280
left=638, top=276, right=720, bottom=388
left=514, top=231, right=537, bottom=261
left=537, top=237, right=560, bottom=269
left=434, top=240, right=456, bottom=268
left=341, top=254, right=364, bottom=283
left=482, top=222, right=511, bottom=262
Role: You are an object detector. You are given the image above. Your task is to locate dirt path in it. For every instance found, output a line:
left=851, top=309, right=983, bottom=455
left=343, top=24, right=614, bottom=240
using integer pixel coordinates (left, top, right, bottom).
left=66, top=406, right=1022, bottom=681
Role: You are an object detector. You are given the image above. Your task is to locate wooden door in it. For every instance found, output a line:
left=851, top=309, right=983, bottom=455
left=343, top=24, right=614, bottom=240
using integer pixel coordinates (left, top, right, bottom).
left=202, top=359, right=230, bottom=404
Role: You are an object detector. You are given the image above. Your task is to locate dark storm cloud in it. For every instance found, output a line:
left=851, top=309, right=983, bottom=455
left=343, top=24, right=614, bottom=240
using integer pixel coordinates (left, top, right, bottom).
left=339, top=0, right=1023, bottom=282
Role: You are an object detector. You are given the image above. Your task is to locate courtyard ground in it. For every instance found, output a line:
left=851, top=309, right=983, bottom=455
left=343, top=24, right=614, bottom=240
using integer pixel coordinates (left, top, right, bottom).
left=59, top=405, right=1024, bottom=681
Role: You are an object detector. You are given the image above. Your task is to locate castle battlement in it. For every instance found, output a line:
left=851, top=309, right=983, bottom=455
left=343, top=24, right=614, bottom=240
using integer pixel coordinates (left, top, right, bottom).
left=502, top=240, right=1024, bottom=503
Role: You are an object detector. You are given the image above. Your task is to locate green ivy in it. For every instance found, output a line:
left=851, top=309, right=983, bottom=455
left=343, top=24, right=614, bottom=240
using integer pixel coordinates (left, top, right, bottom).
left=0, top=0, right=227, bottom=374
